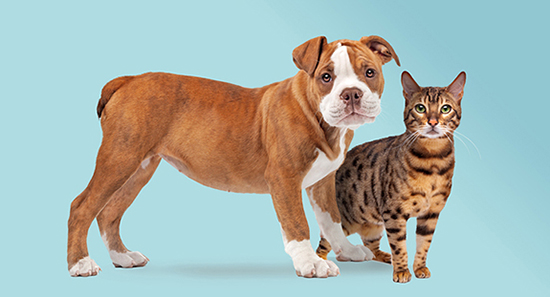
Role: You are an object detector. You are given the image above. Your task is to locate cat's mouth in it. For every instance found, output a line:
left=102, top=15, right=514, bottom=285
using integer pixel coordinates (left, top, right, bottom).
left=421, top=126, right=445, bottom=138
left=426, top=130, right=439, bottom=136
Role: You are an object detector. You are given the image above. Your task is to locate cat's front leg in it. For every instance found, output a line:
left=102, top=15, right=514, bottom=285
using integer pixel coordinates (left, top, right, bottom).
left=413, top=210, right=441, bottom=279
left=384, top=215, right=411, bottom=283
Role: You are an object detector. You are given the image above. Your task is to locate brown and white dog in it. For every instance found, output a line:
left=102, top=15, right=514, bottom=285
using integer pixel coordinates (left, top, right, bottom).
left=67, top=36, right=400, bottom=278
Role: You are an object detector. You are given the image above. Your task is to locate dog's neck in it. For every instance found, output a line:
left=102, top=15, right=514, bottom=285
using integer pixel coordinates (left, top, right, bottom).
left=289, top=72, right=346, bottom=160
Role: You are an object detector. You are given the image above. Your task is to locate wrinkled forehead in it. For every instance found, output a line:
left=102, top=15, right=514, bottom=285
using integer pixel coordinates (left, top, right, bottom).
left=317, top=40, right=381, bottom=72
left=341, top=40, right=381, bottom=67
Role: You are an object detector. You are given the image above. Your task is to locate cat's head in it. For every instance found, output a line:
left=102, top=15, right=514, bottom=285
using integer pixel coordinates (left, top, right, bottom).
left=401, top=71, right=466, bottom=139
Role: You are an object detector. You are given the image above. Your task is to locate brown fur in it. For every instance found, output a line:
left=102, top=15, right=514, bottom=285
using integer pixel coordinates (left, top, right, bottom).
left=316, top=71, right=466, bottom=283
left=97, top=76, right=134, bottom=117
left=67, top=36, right=399, bottom=277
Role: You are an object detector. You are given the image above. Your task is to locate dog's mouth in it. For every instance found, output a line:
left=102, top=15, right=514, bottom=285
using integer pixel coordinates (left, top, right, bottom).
left=335, top=112, right=377, bottom=127
left=321, top=97, right=380, bottom=129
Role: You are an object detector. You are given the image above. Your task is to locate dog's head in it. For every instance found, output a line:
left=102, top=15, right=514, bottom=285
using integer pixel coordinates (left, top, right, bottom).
left=293, top=36, right=400, bottom=130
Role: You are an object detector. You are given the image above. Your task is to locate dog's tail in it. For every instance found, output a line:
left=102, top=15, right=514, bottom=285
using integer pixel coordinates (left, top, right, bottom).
left=97, top=76, right=134, bottom=118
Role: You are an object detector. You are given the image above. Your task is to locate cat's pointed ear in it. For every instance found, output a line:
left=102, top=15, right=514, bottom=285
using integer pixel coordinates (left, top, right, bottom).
left=446, top=71, right=466, bottom=103
left=360, top=35, right=400, bottom=66
left=293, top=36, right=328, bottom=76
left=401, top=71, right=421, bottom=104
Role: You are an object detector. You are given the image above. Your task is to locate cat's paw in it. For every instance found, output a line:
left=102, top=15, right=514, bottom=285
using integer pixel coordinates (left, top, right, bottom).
left=69, top=256, right=101, bottom=277
left=110, top=250, right=149, bottom=268
left=373, top=250, right=392, bottom=264
left=335, top=245, right=374, bottom=262
left=414, top=266, right=431, bottom=279
left=393, top=269, right=412, bottom=283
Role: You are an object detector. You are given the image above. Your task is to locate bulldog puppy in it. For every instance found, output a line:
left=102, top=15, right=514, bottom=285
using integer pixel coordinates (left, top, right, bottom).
left=67, top=36, right=400, bottom=278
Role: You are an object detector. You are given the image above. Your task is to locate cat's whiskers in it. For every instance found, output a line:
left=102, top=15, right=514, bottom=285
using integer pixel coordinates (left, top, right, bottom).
left=404, top=131, right=421, bottom=150
left=439, top=126, right=454, bottom=146
left=392, top=132, right=415, bottom=151
left=391, top=131, right=410, bottom=150
left=443, top=131, right=454, bottom=146
left=452, top=130, right=481, bottom=159
left=400, top=132, right=416, bottom=148
left=454, top=134, right=470, bottom=155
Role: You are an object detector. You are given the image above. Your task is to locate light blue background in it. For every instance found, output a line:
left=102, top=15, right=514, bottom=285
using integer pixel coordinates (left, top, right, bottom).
left=1, top=0, right=549, bottom=296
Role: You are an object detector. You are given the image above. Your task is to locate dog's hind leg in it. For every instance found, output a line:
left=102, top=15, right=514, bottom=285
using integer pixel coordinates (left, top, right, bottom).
left=67, top=139, right=151, bottom=277
left=96, top=155, right=161, bottom=269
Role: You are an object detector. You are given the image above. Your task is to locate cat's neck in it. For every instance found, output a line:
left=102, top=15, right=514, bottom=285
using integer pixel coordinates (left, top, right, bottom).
left=404, top=131, right=454, bottom=158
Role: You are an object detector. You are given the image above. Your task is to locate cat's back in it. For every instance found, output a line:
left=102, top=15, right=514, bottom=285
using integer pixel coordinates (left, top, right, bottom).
left=340, top=135, right=402, bottom=176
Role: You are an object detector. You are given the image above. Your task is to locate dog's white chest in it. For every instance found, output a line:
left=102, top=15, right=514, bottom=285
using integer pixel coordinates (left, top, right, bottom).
left=301, top=129, right=347, bottom=189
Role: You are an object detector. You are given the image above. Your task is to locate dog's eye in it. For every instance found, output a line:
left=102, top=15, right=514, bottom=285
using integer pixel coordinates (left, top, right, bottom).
left=321, top=73, right=332, bottom=83
left=366, top=68, right=375, bottom=78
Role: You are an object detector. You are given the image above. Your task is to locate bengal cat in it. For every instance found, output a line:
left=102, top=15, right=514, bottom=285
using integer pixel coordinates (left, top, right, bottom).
left=316, top=71, right=466, bottom=283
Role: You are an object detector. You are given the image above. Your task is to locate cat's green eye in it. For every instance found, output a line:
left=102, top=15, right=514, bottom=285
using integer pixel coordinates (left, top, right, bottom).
left=415, top=104, right=426, bottom=113
left=441, top=105, right=452, bottom=114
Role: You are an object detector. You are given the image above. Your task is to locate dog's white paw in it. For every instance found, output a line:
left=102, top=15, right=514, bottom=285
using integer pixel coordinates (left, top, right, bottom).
left=324, top=259, right=340, bottom=277
left=335, top=244, right=374, bottom=262
left=295, top=257, right=340, bottom=278
left=110, top=250, right=149, bottom=268
left=69, top=256, right=101, bottom=277
left=285, top=239, right=340, bottom=278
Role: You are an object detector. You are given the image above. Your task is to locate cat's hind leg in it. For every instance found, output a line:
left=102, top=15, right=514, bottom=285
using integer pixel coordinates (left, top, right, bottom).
left=316, top=236, right=332, bottom=260
left=360, top=222, right=392, bottom=264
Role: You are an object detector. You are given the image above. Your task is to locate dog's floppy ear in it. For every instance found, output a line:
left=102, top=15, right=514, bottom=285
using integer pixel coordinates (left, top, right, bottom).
left=401, top=71, right=421, bottom=105
left=293, top=36, right=327, bottom=76
left=446, top=71, right=466, bottom=104
left=360, top=35, right=400, bottom=66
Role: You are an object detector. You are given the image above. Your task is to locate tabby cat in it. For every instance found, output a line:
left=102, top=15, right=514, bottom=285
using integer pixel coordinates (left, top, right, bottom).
left=316, top=71, right=466, bottom=283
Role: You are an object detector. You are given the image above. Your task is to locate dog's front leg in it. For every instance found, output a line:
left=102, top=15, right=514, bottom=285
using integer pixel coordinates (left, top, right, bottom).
left=306, top=172, right=374, bottom=262
left=265, top=169, right=339, bottom=278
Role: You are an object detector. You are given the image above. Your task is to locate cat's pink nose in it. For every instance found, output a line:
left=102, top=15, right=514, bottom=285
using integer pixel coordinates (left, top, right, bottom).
left=428, top=119, right=438, bottom=126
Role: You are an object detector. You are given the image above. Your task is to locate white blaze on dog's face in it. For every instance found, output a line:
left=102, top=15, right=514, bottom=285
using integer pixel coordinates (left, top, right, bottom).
left=318, top=43, right=382, bottom=130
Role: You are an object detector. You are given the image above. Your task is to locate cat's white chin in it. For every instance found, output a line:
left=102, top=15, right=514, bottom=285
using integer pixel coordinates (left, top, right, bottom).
left=421, top=130, right=449, bottom=139
left=420, top=125, right=452, bottom=139
left=420, top=126, right=446, bottom=138
left=424, top=131, right=442, bottom=138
